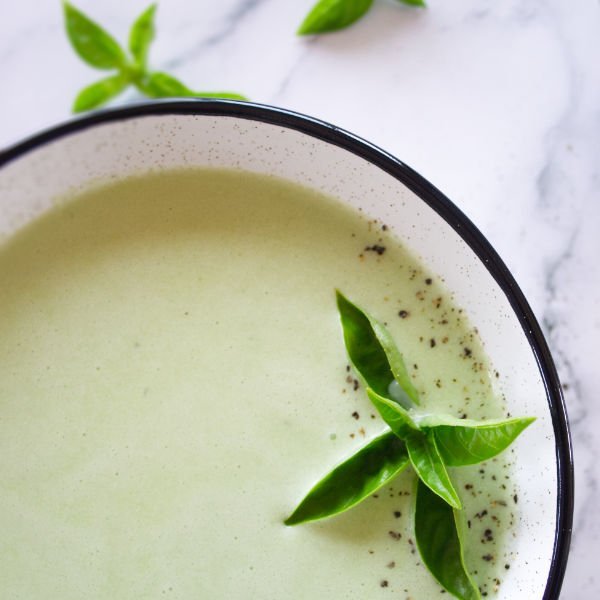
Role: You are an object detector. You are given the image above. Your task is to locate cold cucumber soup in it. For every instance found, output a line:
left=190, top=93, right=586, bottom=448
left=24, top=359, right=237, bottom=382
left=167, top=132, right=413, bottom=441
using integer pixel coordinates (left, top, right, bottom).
left=0, top=169, right=518, bottom=598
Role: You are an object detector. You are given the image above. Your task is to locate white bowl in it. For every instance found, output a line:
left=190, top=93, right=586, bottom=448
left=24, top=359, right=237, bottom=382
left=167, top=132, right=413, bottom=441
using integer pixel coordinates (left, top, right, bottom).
left=0, top=100, right=572, bottom=598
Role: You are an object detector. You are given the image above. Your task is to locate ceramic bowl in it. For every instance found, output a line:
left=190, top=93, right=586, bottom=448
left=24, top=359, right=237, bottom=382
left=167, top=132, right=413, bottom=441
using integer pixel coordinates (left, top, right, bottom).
left=0, top=100, right=572, bottom=598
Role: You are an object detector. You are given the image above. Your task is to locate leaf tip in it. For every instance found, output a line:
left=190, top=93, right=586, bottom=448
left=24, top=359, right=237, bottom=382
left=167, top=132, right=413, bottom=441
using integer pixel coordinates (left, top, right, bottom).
left=146, top=3, right=158, bottom=18
left=283, top=514, right=300, bottom=526
left=296, top=21, right=313, bottom=36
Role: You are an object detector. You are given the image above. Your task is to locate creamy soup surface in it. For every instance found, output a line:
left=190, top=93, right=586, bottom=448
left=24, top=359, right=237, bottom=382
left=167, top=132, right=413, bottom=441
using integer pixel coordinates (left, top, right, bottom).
left=0, top=169, right=517, bottom=598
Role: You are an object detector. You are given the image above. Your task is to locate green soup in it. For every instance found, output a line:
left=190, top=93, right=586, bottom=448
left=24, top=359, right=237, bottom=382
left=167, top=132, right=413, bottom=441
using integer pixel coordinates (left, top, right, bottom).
left=0, top=169, right=516, bottom=598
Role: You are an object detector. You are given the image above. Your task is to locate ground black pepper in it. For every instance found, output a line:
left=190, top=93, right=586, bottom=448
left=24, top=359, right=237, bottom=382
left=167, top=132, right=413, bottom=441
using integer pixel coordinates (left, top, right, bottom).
left=365, top=244, right=386, bottom=255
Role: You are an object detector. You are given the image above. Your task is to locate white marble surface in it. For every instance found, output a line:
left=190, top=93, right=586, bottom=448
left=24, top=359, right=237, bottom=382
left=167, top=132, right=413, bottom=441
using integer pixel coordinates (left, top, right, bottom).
left=0, top=0, right=598, bottom=597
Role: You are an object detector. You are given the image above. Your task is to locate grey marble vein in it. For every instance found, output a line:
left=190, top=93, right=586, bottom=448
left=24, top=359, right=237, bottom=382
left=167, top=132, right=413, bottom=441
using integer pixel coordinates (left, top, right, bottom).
left=164, top=0, right=270, bottom=71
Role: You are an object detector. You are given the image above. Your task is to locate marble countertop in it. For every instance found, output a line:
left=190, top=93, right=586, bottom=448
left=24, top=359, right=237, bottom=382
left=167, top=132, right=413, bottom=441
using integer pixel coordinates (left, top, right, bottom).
left=1, top=0, right=598, bottom=597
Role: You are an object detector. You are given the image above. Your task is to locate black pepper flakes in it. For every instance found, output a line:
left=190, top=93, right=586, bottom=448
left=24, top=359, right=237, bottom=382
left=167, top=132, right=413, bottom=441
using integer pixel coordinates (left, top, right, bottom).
left=380, top=580, right=389, bottom=588
left=430, top=338, right=436, bottom=348
left=352, top=411, right=360, bottom=420
left=398, top=310, right=409, bottom=319
left=425, top=278, right=433, bottom=285
left=388, top=531, right=402, bottom=541
left=365, top=244, right=386, bottom=256
left=393, top=511, right=402, bottom=518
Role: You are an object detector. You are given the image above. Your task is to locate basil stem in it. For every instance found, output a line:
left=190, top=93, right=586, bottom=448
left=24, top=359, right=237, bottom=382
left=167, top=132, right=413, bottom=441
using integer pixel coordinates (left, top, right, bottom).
left=336, top=290, right=419, bottom=407
left=417, top=414, right=536, bottom=467
left=285, top=431, right=409, bottom=526
left=298, top=0, right=374, bottom=35
left=415, top=479, right=481, bottom=600
left=137, top=72, right=248, bottom=101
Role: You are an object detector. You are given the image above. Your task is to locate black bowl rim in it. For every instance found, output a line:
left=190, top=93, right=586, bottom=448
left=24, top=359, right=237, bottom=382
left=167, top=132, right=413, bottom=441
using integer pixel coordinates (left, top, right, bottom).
left=0, top=99, right=573, bottom=598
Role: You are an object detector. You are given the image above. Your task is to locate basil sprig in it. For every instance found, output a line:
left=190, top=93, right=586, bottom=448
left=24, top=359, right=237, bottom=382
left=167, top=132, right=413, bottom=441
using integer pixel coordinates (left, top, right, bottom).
left=285, top=291, right=534, bottom=599
left=63, top=2, right=247, bottom=113
left=298, top=0, right=425, bottom=36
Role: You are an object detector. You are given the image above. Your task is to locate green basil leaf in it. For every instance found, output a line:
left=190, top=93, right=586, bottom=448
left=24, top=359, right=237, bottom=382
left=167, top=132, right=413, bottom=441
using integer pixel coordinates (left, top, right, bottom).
left=137, top=72, right=247, bottom=101
left=63, top=2, right=127, bottom=70
left=406, top=430, right=461, bottom=509
left=336, top=290, right=419, bottom=406
left=366, top=388, right=419, bottom=439
left=415, top=479, right=480, bottom=600
left=284, top=431, right=409, bottom=525
left=298, top=0, right=374, bottom=35
left=397, top=0, right=426, bottom=6
left=129, top=3, right=157, bottom=69
left=418, top=415, right=536, bottom=467
left=72, top=72, right=130, bottom=113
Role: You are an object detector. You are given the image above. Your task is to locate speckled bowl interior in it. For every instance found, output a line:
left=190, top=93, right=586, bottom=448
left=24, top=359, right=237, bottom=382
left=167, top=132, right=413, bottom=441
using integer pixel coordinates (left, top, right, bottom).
left=0, top=101, right=572, bottom=598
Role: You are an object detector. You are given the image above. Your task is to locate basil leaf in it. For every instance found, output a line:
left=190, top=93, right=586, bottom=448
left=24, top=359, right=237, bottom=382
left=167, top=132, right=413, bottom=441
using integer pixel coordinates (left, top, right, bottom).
left=63, top=2, right=127, bottom=70
left=336, top=290, right=419, bottom=406
left=406, top=430, right=462, bottom=509
left=418, top=415, right=536, bottom=467
left=398, top=0, right=426, bottom=6
left=138, top=72, right=247, bottom=101
left=285, top=431, right=409, bottom=525
left=366, top=388, right=419, bottom=439
left=72, top=72, right=130, bottom=113
left=298, top=0, right=374, bottom=35
left=415, top=479, right=481, bottom=600
left=129, top=3, right=157, bottom=69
